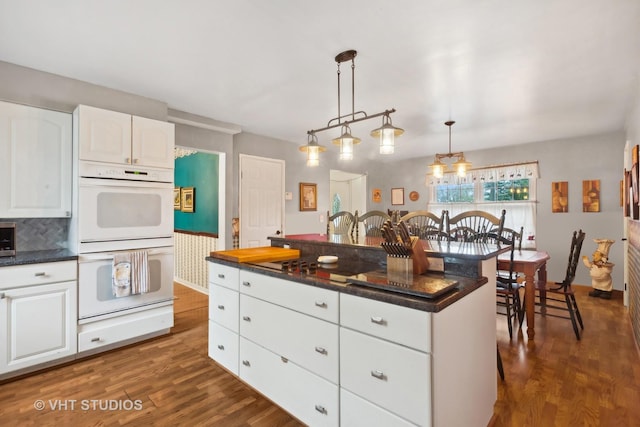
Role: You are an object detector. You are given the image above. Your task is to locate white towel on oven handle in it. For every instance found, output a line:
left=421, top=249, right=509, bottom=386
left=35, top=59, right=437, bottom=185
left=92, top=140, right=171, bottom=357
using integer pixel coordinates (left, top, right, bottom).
left=130, top=250, right=150, bottom=295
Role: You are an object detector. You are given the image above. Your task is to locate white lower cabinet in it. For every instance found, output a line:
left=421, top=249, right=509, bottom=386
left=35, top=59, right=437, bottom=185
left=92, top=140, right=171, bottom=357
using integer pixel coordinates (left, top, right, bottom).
left=239, top=337, right=339, bottom=427
left=208, top=264, right=240, bottom=375
left=208, top=321, right=239, bottom=374
left=340, top=389, right=415, bottom=427
left=0, top=261, right=77, bottom=375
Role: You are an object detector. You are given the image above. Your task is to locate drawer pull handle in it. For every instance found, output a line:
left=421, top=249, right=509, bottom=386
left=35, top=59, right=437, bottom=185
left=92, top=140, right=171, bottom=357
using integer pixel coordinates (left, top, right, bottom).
left=91, top=337, right=102, bottom=343
left=0, top=292, right=5, bottom=299
left=370, top=316, right=387, bottom=325
left=217, top=305, right=225, bottom=310
left=217, top=344, right=225, bottom=350
left=34, top=272, right=46, bottom=277
left=315, top=346, right=327, bottom=355
left=281, top=356, right=288, bottom=363
left=315, top=301, right=327, bottom=308
left=242, top=316, right=251, bottom=322
left=371, top=370, right=387, bottom=380
left=217, top=273, right=225, bottom=279
left=242, top=281, right=251, bottom=287
left=242, top=360, right=250, bottom=367
left=315, top=405, right=327, bottom=415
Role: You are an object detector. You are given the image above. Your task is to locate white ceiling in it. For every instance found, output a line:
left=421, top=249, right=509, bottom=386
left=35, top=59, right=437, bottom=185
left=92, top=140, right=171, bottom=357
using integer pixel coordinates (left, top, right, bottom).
left=1, top=0, right=639, bottom=162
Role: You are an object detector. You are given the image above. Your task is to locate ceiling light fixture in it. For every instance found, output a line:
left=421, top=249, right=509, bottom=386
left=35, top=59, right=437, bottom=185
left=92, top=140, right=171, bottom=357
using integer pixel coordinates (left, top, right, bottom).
left=298, top=132, right=326, bottom=167
left=430, top=121, right=471, bottom=178
left=300, top=49, right=402, bottom=164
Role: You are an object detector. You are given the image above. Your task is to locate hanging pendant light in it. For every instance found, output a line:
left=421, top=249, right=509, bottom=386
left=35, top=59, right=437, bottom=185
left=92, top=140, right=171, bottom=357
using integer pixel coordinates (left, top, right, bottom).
left=303, top=49, right=402, bottom=164
left=430, top=121, right=471, bottom=177
left=371, top=113, right=404, bottom=154
left=299, top=132, right=326, bottom=167
left=332, top=124, right=361, bottom=160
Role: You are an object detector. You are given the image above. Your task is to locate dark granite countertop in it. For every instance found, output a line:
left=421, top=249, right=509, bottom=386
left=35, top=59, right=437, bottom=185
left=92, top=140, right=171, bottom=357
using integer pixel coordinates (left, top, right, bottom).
left=206, top=256, right=487, bottom=313
left=0, top=249, right=78, bottom=267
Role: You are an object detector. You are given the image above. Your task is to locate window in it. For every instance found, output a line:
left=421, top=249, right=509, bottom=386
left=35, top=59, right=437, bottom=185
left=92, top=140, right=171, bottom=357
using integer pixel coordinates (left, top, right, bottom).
left=427, top=162, right=539, bottom=248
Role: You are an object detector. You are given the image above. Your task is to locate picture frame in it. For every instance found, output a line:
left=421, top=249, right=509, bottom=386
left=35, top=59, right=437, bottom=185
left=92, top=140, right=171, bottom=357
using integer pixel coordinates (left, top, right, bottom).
left=181, top=187, right=195, bottom=213
left=372, top=188, right=382, bottom=203
left=391, top=187, right=404, bottom=205
left=174, top=187, right=181, bottom=210
left=300, top=182, right=317, bottom=211
left=551, top=181, right=568, bottom=213
left=582, top=180, right=600, bottom=213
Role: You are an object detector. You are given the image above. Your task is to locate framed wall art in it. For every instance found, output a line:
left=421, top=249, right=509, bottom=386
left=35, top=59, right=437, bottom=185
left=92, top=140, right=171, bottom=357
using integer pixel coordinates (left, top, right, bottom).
left=372, top=188, right=382, bottom=203
left=582, top=180, right=600, bottom=213
left=391, top=188, right=404, bottom=205
left=300, top=182, right=317, bottom=211
left=181, top=187, right=195, bottom=213
left=174, top=187, right=181, bottom=210
left=551, top=181, right=568, bottom=213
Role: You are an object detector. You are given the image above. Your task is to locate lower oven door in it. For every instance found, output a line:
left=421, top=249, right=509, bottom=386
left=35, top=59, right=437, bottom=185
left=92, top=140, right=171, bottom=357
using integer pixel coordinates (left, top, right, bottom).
left=78, top=246, right=174, bottom=320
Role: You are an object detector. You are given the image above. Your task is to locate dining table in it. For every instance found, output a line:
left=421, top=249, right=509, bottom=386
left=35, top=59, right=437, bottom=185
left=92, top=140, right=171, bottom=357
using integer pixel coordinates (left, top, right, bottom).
left=497, top=249, right=551, bottom=340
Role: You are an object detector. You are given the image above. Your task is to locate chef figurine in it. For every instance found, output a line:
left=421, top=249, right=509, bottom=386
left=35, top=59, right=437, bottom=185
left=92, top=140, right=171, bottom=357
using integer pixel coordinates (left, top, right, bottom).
left=582, top=239, right=615, bottom=299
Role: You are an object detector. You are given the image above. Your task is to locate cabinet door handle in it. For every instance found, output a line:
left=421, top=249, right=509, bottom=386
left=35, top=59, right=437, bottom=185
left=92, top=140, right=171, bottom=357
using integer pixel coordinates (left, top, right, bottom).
left=242, top=360, right=250, bottom=367
left=315, top=301, right=327, bottom=308
left=0, top=292, right=5, bottom=299
left=315, top=405, right=327, bottom=414
left=91, top=337, right=102, bottom=343
left=371, top=370, right=387, bottom=380
left=217, top=344, right=225, bottom=350
left=217, top=305, right=225, bottom=310
left=217, top=273, right=225, bottom=279
left=370, top=316, right=387, bottom=325
left=125, top=157, right=131, bottom=164
left=242, top=316, right=251, bottom=322
left=242, top=281, right=251, bottom=287
left=34, top=272, right=47, bottom=277
left=132, top=158, right=139, bottom=164
left=281, top=356, right=288, bottom=363
left=315, top=346, right=327, bottom=355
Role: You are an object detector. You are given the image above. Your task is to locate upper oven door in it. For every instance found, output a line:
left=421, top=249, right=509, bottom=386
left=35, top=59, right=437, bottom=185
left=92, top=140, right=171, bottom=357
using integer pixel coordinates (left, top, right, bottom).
left=79, top=178, right=173, bottom=244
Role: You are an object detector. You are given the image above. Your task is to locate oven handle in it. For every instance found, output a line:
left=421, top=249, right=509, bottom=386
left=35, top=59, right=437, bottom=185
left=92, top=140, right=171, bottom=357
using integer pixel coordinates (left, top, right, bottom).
left=79, top=248, right=173, bottom=262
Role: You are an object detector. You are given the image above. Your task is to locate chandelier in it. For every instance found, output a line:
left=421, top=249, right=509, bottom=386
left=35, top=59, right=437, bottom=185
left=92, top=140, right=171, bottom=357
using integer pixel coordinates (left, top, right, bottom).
left=299, top=50, right=403, bottom=166
left=429, top=121, right=471, bottom=178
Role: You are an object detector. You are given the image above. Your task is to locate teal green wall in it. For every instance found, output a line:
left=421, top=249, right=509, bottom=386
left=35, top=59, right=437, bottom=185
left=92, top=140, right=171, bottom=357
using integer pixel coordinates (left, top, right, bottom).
left=174, top=152, right=219, bottom=234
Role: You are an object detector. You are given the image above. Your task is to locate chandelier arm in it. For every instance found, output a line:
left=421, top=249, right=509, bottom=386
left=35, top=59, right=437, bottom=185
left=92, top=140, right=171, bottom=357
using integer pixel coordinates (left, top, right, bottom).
left=308, top=108, right=396, bottom=135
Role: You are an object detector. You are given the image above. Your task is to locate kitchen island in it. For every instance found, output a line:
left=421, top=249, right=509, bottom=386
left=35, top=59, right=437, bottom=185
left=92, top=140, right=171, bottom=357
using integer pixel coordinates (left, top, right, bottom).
left=206, top=237, right=506, bottom=427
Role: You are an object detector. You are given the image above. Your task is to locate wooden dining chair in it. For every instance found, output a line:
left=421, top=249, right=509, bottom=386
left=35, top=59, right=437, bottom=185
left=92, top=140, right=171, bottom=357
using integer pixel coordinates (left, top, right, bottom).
left=526, top=229, right=586, bottom=340
left=447, top=209, right=506, bottom=242
left=399, top=210, right=448, bottom=240
left=494, top=229, right=524, bottom=339
left=327, top=210, right=356, bottom=235
left=354, top=210, right=391, bottom=239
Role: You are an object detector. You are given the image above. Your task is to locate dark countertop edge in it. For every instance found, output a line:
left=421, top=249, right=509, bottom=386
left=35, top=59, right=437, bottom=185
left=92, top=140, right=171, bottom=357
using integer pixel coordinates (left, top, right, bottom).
left=206, top=256, right=488, bottom=313
left=269, top=235, right=511, bottom=261
left=0, top=249, right=78, bottom=267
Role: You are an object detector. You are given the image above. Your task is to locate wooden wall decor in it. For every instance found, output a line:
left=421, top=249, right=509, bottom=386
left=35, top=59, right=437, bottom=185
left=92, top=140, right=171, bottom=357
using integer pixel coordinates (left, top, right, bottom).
left=372, top=188, right=382, bottom=203
left=633, top=145, right=639, bottom=220
left=582, top=180, right=600, bottom=212
left=551, top=181, right=568, bottom=213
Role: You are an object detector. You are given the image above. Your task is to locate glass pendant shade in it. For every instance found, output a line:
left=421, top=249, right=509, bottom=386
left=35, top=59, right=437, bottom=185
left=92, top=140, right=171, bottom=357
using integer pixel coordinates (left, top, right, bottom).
left=371, top=115, right=404, bottom=155
left=453, top=155, right=471, bottom=177
left=430, top=158, right=446, bottom=178
left=332, top=125, right=361, bottom=160
left=299, top=133, right=326, bottom=167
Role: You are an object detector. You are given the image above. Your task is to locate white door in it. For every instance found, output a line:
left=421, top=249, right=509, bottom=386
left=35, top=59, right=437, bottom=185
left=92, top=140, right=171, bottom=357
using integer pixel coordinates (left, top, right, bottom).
left=239, top=155, right=284, bottom=248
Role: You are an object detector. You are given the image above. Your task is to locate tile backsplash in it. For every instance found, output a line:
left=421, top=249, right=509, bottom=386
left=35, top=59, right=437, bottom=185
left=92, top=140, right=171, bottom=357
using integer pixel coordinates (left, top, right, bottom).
left=2, top=218, right=69, bottom=251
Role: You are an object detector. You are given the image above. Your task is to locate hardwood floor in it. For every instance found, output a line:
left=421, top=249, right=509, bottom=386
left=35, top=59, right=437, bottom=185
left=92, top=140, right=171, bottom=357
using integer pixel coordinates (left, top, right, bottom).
left=0, top=283, right=638, bottom=426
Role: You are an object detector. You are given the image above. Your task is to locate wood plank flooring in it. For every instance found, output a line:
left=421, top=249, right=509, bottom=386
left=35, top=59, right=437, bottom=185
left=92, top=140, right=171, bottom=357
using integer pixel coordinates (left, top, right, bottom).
left=0, top=283, right=639, bottom=426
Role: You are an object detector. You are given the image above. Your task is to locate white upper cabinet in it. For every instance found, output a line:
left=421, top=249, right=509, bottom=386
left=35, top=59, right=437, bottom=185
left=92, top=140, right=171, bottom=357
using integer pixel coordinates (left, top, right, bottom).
left=76, top=105, right=174, bottom=168
left=0, top=101, right=72, bottom=218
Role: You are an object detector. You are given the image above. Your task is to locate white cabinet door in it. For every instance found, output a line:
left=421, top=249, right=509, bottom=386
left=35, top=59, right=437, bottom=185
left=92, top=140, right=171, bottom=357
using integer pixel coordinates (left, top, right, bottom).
left=132, top=116, right=175, bottom=168
left=76, top=104, right=132, bottom=165
left=0, top=101, right=72, bottom=217
left=0, top=280, right=77, bottom=374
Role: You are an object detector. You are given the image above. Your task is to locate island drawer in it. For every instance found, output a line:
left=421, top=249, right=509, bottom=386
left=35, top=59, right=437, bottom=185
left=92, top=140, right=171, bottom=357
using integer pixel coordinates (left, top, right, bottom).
left=341, top=389, right=416, bottom=427
left=208, top=263, right=239, bottom=291
left=239, top=337, right=339, bottom=427
left=240, top=294, right=339, bottom=383
left=239, top=270, right=338, bottom=323
left=208, top=321, right=239, bottom=375
left=340, top=327, right=431, bottom=426
left=340, top=293, right=431, bottom=352
left=0, top=260, right=77, bottom=289
left=209, top=284, right=239, bottom=333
